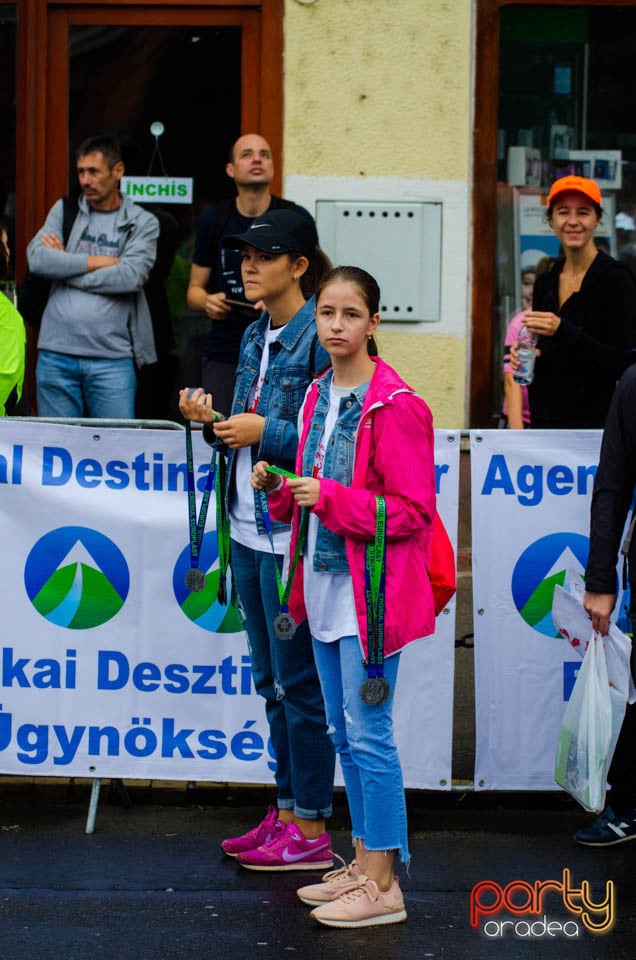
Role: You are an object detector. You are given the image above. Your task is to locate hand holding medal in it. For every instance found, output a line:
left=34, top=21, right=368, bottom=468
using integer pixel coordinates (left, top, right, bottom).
left=178, top=386, right=222, bottom=424
left=180, top=390, right=229, bottom=601
left=254, top=466, right=310, bottom=642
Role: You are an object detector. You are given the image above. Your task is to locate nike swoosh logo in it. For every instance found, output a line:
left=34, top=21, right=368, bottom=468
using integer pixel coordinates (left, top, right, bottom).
left=282, top=843, right=329, bottom=863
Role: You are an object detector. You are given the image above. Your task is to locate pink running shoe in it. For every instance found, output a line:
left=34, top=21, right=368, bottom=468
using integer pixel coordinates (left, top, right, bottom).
left=236, top=821, right=333, bottom=872
left=221, top=805, right=281, bottom=857
left=297, top=856, right=362, bottom=905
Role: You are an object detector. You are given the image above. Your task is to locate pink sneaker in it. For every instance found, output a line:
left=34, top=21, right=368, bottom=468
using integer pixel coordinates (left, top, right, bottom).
left=236, top=821, right=333, bottom=872
left=310, top=876, right=407, bottom=928
left=221, top=805, right=281, bottom=857
left=297, top=856, right=362, bottom=905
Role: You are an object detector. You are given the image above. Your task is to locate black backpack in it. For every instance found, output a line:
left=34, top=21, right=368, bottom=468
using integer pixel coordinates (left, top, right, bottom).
left=17, top=196, right=78, bottom=328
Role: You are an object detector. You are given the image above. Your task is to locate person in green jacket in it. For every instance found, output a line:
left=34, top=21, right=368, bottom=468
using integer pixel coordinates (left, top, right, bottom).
left=0, top=220, right=25, bottom=415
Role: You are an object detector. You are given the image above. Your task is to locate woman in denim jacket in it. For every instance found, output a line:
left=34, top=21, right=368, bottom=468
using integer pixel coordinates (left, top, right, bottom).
left=179, top=209, right=335, bottom=871
left=252, top=266, right=436, bottom=929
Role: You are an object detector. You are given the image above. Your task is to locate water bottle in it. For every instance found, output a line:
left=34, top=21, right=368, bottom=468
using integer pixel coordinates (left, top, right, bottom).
left=513, top=325, right=538, bottom=386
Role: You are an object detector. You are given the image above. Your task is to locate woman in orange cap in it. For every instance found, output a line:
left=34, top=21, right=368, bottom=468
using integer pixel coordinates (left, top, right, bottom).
left=521, top=175, right=636, bottom=428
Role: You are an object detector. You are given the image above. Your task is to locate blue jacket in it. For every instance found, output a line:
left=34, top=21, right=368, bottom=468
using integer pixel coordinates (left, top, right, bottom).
left=211, top=296, right=329, bottom=534
left=300, top=370, right=368, bottom=572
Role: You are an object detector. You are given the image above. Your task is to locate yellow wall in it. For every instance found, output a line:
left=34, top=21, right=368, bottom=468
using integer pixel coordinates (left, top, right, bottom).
left=284, top=0, right=472, bottom=181
left=282, top=0, right=474, bottom=428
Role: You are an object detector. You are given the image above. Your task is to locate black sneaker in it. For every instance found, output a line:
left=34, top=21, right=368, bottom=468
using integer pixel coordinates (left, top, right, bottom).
left=575, top=805, right=636, bottom=846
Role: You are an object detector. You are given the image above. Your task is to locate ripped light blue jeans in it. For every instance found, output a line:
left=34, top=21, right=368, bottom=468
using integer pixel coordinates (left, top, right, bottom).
left=312, top=634, right=410, bottom=863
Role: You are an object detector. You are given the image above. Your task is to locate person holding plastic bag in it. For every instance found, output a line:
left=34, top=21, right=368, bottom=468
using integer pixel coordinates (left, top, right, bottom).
left=579, top=362, right=636, bottom=845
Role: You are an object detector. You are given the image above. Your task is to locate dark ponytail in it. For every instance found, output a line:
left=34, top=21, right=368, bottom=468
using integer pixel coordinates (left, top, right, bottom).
left=299, top=247, right=333, bottom=299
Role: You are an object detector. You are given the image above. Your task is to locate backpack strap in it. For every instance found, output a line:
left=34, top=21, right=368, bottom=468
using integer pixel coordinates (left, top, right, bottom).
left=61, top=195, right=78, bottom=247
left=210, top=196, right=235, bottom=255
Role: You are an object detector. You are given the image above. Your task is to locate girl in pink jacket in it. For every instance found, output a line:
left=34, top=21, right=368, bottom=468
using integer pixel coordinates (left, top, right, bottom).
left=252, top=266, right=436, bottom=929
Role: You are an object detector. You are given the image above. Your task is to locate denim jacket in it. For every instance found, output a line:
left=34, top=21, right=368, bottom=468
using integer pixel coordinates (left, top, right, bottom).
left=217, top=296, right=329, bottom=535
left=269, top=357, right=437, bottom=657
left=300, top=370, right=368, bottom=573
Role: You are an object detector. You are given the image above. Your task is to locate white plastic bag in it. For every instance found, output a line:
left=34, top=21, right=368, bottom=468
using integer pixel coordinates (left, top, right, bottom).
left=552, top=580, right=636, bottom=704
left=554, top=632, right=618, bottom=812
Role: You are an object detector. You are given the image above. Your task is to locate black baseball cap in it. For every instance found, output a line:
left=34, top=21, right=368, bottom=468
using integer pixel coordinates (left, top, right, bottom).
left=223, top=208, right=318, bottom=258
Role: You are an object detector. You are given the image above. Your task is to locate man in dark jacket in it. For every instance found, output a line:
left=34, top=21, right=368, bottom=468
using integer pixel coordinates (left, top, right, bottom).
left=580, top=362, right=636, bottom=844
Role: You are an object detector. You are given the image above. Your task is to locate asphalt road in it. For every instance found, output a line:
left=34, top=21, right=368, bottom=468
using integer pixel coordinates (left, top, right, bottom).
left=0, top=783, right=634, bottom=960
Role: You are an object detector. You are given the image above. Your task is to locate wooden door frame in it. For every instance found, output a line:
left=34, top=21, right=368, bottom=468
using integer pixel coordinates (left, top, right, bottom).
left=471, top=0, right=636, bottom=426
left=16, top=0, right=284, bottom=275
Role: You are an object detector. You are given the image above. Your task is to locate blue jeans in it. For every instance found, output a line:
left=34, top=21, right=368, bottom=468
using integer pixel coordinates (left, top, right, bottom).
left=312, top=635, right=410, bottom=862
left=37, top=350, right=137, bottom=418
left=230, top=539, right=335, bottom=819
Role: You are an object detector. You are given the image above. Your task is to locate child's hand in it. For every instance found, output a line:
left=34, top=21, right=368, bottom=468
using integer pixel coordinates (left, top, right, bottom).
left=286, top=476, right=321, bottom=508
left=251, top=461, right=281, bottom=492
left=178, top=387, right=223, bottom=423
left=213, top=413, right=264, bottom=448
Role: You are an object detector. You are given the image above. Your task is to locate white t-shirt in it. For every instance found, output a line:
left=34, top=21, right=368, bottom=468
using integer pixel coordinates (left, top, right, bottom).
left=304, top=381, right=358, bottom=643
left=230, top=323, right=289, bottom=554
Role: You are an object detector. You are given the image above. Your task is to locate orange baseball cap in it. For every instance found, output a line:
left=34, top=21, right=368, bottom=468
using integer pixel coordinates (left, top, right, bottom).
left=548, top=175, right=602, bottom=208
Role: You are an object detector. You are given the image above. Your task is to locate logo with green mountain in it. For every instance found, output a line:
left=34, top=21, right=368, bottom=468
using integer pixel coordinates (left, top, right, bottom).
left=24, top=526, right=129, bottom=629
left=511, top=533, right=589, bottom=637
left=173, top=532, right=242, bottom=633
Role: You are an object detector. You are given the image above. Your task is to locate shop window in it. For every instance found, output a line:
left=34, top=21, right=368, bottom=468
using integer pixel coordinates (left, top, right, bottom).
left=494, top=5, right=636, bottom=419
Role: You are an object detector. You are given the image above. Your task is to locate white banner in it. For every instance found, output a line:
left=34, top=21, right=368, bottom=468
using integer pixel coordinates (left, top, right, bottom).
left=392, top=429, right=459, bottom=790
left=0, top=422, right=457, bottom=787
left=471, top=430, right=602, bottom=790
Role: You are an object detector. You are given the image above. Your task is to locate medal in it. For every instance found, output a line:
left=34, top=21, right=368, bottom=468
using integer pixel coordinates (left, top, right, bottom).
left=273, top=612, right=297, bottom=640
left=257, top=489, right=309, bottom=642
left=360, top=677, right=391, bottom=705
left=185, top=567, right=207, bottom=592
left=184, top=420, right=230, bottom=602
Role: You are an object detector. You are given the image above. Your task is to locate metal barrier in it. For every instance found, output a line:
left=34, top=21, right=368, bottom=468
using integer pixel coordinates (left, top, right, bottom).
left=4, top=417, right=184, bottom=430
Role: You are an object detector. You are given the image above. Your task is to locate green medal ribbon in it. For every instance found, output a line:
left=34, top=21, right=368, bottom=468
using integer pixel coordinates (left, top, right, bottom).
left=257, top=488, right=308, bottom=617
left=184, top=420, right=229, bottom=603
left=265, top=464, right=301, bottom=480
left=360, top=496, right=390, bottom=705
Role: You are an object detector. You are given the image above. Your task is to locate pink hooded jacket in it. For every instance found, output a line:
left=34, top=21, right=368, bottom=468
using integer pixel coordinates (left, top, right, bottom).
left=268, top=357, right=436, bottom=658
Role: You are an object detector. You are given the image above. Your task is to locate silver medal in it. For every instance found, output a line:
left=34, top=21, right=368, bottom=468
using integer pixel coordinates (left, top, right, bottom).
left=185, top=567, right=207, bottom=592
left=360, top=677, right=391, bottom=705
left=273, top=612, right=297, bottom=640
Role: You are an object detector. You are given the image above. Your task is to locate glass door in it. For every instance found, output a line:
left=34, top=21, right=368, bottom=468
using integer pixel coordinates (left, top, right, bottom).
left=34, top=4, right=268, bottom=418
left=45, top=5, right=262, bottom=203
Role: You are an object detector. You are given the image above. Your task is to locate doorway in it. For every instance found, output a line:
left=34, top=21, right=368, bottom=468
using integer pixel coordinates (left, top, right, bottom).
left=16, top=1, right=282, bottom=417
left=472, top=0, right=636, bottom=426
